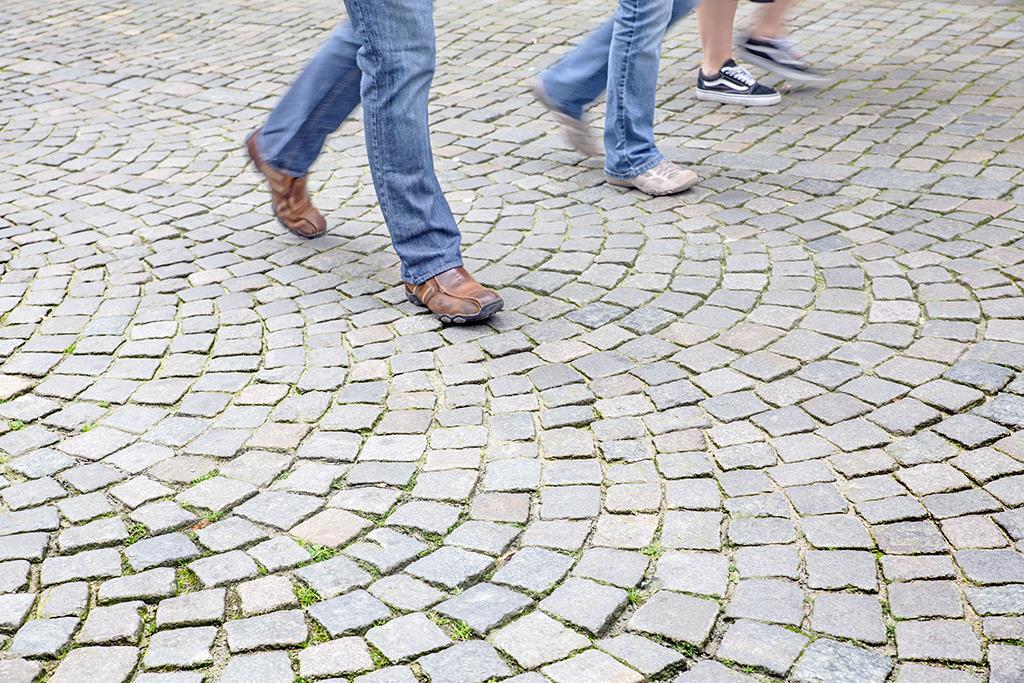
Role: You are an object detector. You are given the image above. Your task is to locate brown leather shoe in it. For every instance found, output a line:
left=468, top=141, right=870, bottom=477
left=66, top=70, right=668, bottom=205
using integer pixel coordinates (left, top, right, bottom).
left=405, top=267, right=503, bottom=325
left=245, top=129, right=326, bottom=239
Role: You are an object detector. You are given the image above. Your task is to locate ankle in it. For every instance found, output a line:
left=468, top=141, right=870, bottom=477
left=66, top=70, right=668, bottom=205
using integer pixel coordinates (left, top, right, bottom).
left=749, top=27, right=784, bottom=42
left=701, top=61, right=724, bottom=78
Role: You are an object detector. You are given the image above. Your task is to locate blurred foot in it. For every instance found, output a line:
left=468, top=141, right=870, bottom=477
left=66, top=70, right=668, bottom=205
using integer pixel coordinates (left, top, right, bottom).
left=739, top=34, right=829, bottom=85
left=531, top=79, right=603, bottom=157
left=245, top=129, right=326, bottom=239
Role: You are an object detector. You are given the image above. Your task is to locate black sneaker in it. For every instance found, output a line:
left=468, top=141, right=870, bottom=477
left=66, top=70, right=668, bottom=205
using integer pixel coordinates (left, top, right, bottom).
left=738, top=34, right=828, bottom=84
left=696, top=59, right=781, bottom=106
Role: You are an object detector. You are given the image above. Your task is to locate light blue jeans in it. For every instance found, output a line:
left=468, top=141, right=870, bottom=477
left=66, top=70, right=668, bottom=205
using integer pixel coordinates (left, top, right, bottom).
left=540, top=0, right=699, bottom=179
left=259, top=0, right=462, bottom=285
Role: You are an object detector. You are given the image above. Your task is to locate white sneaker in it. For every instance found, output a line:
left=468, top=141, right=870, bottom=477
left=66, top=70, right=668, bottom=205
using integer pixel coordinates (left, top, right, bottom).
left=531, top=79, right=603, bottom=158
left=607, top=160, right=699, bottom=196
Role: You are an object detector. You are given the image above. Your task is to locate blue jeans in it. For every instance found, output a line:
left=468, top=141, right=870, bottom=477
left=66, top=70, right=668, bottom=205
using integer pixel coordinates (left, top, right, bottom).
left=259, top=0, right=462, bottom=285
left=541, top=0, right=698, bottom=179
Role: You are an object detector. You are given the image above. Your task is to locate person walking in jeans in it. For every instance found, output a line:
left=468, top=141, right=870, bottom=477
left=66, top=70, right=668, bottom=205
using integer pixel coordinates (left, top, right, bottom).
left=535, top=0, right=828, bottom=179
left=245, top=0, right=502, bottom=324
left=533, top=0, right=701, bottom=196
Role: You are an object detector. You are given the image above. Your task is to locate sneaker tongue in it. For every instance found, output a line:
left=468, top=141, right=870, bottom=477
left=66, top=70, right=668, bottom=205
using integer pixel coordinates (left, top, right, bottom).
left=722, top=58, right=738, bottom=68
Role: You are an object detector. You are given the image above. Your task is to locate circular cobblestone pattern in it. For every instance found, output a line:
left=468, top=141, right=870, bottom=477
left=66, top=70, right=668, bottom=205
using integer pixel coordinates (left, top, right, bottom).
left=2, top=0, right=1024, bottom=681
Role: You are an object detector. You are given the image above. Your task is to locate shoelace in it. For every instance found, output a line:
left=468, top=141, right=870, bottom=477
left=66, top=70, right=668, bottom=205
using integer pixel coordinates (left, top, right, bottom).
left=721, top=63, right=756, bottom=87
left=650, top=161, right=684, bottom=180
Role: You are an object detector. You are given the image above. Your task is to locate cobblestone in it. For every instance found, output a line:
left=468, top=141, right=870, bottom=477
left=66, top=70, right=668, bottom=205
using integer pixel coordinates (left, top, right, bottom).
left=50, top=646, right=139, bottom=683
left=8, top=617, right=78, bottom=658
left=489, top=612, right=590, bottom=669
left=418, top=641, right=512, bottom=683
left=716, top=618, right=808, bottom=676
left=299, top=637, right=374, bottom=678
left=220, top=651, right=293, bottom=683
left=0, top=0, right=1021, bottom=678
left=143, top=627, right=217, bottom=669
left=366, top=613, right=451, bottom=663
left=895, top=619, right=984, bottom=663
left=224, top=609, right=308, bottom=652
left=156, top=590, right=226, bottom=628
left=76, top=601, right=144, bottom=645
left=791, top=639, right=893, bottom=683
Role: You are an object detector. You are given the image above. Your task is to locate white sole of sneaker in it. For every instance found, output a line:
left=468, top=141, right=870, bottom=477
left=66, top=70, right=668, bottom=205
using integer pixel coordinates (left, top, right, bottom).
left=695, top=89, right=782, bottom=106
left=738, top=50, right=830, bottom=85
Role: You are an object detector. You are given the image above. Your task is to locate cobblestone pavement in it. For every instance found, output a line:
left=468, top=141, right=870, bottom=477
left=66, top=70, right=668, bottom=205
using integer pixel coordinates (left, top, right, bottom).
left=2, top=0, right=1024, bottom=680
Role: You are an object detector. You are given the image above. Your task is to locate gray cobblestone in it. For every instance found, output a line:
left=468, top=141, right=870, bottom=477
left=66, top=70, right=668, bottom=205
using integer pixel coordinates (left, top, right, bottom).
left=299, top=637, right=373, bottom=678
left=490, top=612, right=590, bottom=669
left=98, top=568, right=177, bottom=604
left=628, top=590, right=719, bottom=646
left=295, top=555, right=372, bottom=599
left=9, top=617, right=78, bottom=658
left=895, top=619, right=983, bottom=663
left=221, top=651, right=294, bottom=683
left=366, top=612, right=451, bottom=662
left=716, top=619, right=807, bottom=676
left=225, top=609, right=308, bottom=652
left=156, top=589, right=226, bottom=628
left=76, top=601, right=144, bottom=645
left=792, top=639, right=893, bottom=683
left=50, top=646, right=139, bottom=683
left=143, top=626, right=217, bottom=669
left=810, top=593, right=886, bottom=644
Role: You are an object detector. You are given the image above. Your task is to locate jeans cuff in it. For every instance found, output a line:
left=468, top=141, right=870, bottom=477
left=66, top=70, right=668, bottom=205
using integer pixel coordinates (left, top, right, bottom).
left=258, top=130, right=307, bottom=178
left=539, top=73, right=585, bottom=121
left=605, top=152, right=665, bottom=180
left=405, top=258, right=465, bottom=286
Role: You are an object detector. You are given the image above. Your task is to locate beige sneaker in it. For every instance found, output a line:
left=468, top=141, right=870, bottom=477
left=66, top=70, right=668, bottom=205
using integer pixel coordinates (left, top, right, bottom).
left=531, top=80, right=603, bottom=158
left=607, top=160, right=699, bottom=196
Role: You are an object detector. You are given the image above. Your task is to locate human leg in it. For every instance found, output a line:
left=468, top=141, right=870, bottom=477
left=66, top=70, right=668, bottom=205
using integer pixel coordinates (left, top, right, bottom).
left=749, top=0, right=791, bottom=39
left=739, top=0, right=828, bottom=83
left=342, top=0, right=465, bottom=285
left=535, top=0, right=698, bottom=157
left=603, top=0, right=673, bottom=178
left=247, top=23, right=364, bottom=238
left=259, top=23, right=363, bottom=177
left=695, top=0, right=780, bottom=105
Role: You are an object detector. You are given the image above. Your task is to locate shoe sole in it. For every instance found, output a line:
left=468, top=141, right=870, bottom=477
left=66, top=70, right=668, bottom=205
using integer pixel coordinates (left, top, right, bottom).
left=607, top=172, right=700, bottom=196
left=738, top=48, right=830, bottom=85
left=406, top=291, right=504, bottom=325
left=270, top=205, right=324, bottom=240
left=245, top=132, right=326, bottom=240
left=695, top=89, right=782, bottom=106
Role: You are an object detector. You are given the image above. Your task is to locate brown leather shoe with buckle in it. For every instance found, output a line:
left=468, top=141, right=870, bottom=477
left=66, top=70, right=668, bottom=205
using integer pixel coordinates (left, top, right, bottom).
left=245, top=129, right=327, bottom=239
left=405, top=267, right=503, bottom=325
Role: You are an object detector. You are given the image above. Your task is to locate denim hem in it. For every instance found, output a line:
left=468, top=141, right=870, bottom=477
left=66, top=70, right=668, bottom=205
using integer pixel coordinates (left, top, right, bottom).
left=264, top=157, right=307, bottom=179
left=406, top=258, right=465, bottom=286
left=539, top=72, right=586, bottom=121
left=258, top=132, right=307, bottom=178
left=605, top=152, right=664, bottom=180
